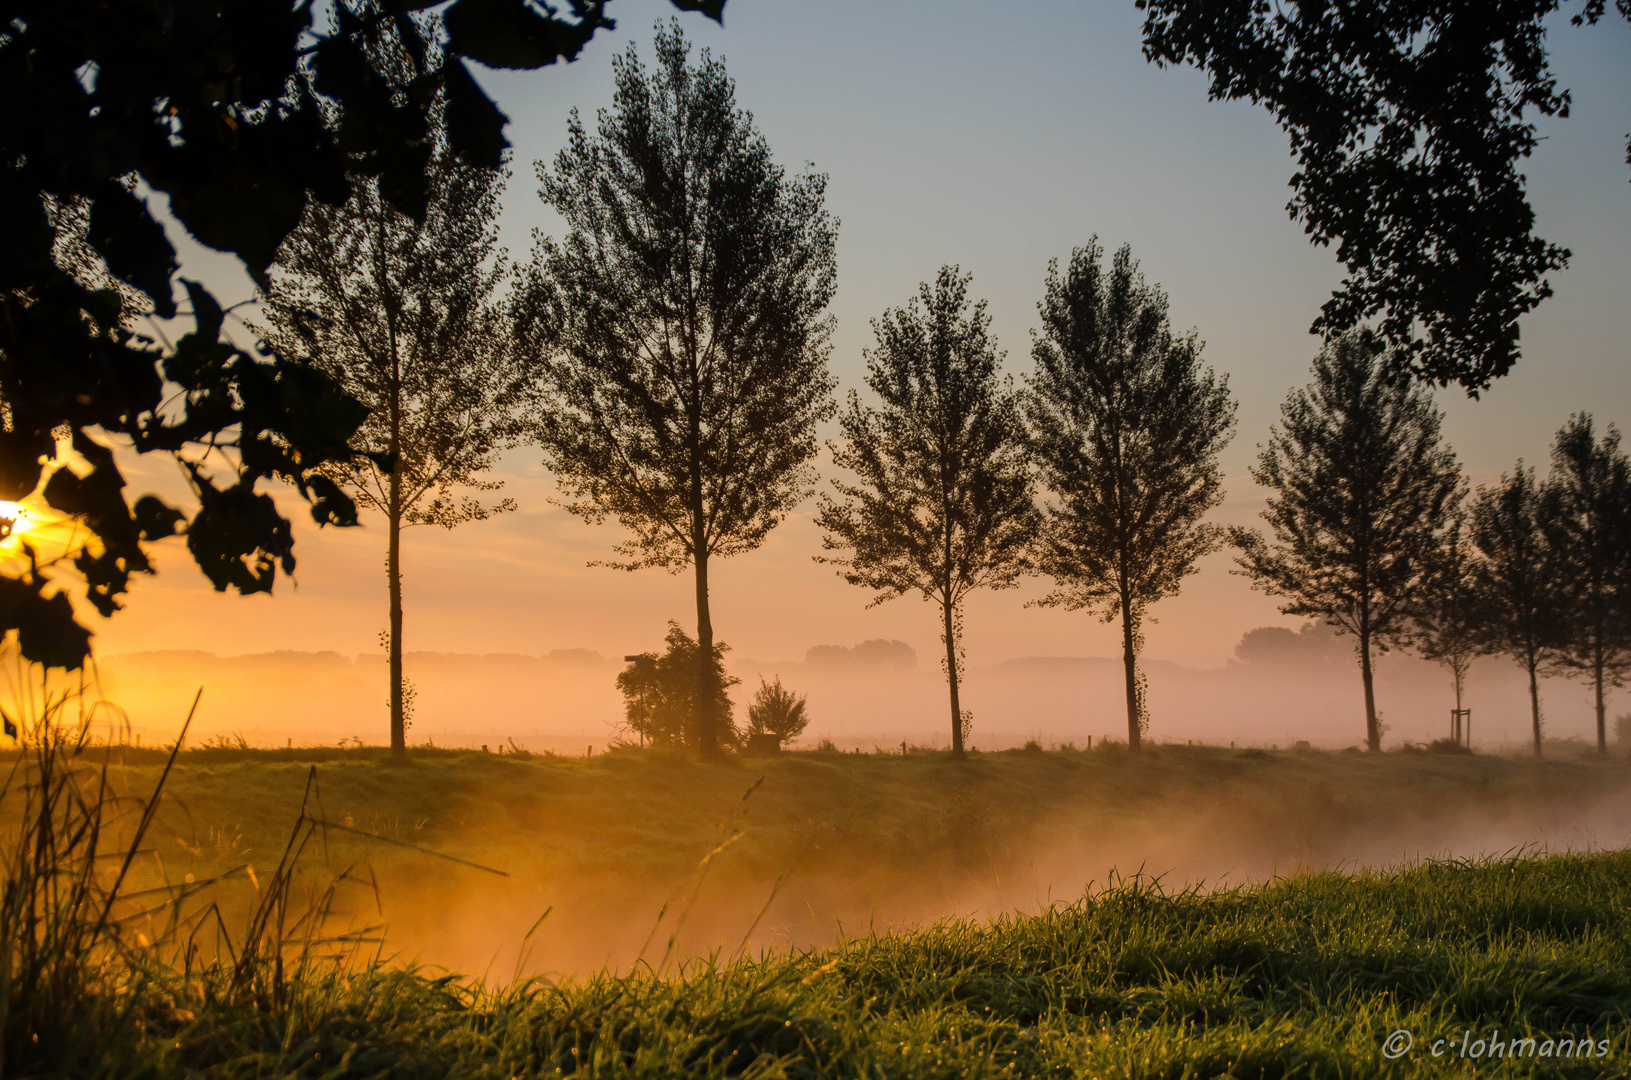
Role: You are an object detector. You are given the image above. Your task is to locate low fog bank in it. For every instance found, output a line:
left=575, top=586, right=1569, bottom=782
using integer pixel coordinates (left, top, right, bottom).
left=323, top=753, right=1631, bottom=978
left=99, top=622, right=1616, bottom=752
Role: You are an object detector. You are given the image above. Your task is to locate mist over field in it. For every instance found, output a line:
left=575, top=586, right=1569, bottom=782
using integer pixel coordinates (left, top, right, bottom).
left=98, top=621, right=1611, bottom=755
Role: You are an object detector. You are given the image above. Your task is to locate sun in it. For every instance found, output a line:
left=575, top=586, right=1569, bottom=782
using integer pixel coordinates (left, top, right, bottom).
left=0, top=501, right=32, bottom=545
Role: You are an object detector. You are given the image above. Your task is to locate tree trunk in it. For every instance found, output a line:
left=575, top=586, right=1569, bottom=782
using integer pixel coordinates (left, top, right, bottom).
left=1360, top=626, right=1379, bottom=752
left=693, top=542, right=721, bottom=761
left=1527, top=657, right=1543, bottom=758
left=388, top=483, right=404, bottom=759
left=944, top=594, right=964, bottom=758
left=386, top=327, right=405, bottom=760
left=1594, top=642, right=1607, bottom=755
left=1121, top=601, right=1141, bottom=752
left=1453, top=665, right=1464, bottom=745
left=382, top=216, right=406, bottom=761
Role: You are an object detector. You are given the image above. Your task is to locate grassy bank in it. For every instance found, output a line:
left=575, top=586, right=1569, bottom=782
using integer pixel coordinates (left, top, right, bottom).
left=9, top=744, right=1631, bottom=1076
left=23, top=848, right=1631, bottom=1077
left=78, top=741, right=1631, bottom=877
left=27, top=744, right=1631, bottom=975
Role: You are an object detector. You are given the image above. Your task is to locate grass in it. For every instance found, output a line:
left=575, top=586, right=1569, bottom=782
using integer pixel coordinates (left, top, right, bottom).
left=24, top=850, right=1631, bottom=1076
left=62, top=740, right=1631, bottom=882
left=8, top=735, right=1631, bottom=1077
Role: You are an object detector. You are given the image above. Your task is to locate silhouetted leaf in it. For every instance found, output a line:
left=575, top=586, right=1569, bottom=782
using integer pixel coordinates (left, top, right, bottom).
left=444, top=0, right=607, bottom=69
left=0, top=429, right=56, bottom=502
left=86, top=182, right=177, bottom=319
left=133, top=495, right=186, bottom=542
left=17, top=592, right=92, bottom=670
left=185, top=479, right=295, bottom=595
left=444, top=59, right=512, bottom=169
left=668, top=0, right=726, bottom=22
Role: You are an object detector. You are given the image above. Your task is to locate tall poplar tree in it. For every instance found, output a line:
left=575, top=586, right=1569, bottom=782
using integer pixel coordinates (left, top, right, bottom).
left=1543, top=415, right=1631, bottom=755
left=1471, top=465, right=1564, bottom=757
left=530, top=23, right=838, bottom=759
left=1232, top=329, right=1462, bottom=751
left=1025, top=241, right=1235, bottom=750
left=817, top=267, right=1038, bottom=758
left=1411, top=514, right=1490, bottom=738
left=257, top=152, right=536, bottom=758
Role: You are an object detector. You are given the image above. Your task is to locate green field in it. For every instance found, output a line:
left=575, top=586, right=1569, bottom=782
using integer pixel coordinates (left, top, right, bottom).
left=11, top=745, right=1631, bottom=1076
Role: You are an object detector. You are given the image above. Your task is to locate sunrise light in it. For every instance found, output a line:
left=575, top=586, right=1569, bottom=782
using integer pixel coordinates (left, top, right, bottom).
left=0, top=501, right=32, bottom=546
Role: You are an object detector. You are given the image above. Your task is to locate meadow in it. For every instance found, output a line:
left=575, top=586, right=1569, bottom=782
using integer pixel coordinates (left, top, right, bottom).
left=9, top=743, right=1631, bottom=1077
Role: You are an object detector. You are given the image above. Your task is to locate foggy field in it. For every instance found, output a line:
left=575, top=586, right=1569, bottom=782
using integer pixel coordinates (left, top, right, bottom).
left=83, top=744, right=1631, bottom=978
left=22, top=740, right=1631, bottom=1076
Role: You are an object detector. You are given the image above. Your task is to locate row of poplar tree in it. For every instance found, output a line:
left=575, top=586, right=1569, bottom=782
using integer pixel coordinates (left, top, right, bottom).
left=255, top=23, right=1628, bottom=761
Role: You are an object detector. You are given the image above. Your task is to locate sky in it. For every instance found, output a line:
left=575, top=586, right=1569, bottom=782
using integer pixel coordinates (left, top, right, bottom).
left=97, top=0, right=1631, bottom=688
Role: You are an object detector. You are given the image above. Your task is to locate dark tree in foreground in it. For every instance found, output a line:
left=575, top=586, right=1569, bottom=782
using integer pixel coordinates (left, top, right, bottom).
left=1543, top=415, right=1631, bottom=755
left=817, top=268, right=1038, bottom=758
left=1138, top=0, right=1630, bottom=390
left=0, top=0, right=720, bottom=670
left=1025, top=241, right=1235, bottom=750
left=616, top=623, right=739, bottom=749
left=256, top=153, right=536, bottom=758
left=533, top=24, right=837, bottom=761
left=1471, top=466, right=1565, bottom=757
left=1411, top=514, right=1491, bottom=739
left=746, top=677, right=811, bottom=748
left=1233, top=329, right=1462, bottom=752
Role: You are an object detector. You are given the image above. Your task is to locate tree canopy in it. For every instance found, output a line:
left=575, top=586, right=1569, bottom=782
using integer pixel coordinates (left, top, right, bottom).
left=1541, top=415, right=1631, bottom=754
left=817, top=267, right=1038, bottom=758
left=255, top=150, right=537, bottom=756
left=1471, top=464, right=1566, bottom=756
left=1025, top=240, right=1235, bottom=750
left=1410, top=514, right=1491, bottom=736
left=1139, top=0, right=1628, bottom=391
left=616, top=623, right=739, bottom=750
left=1232, top=329, right=1462, bottom=751
left=531, top=23, right=837, bottom=760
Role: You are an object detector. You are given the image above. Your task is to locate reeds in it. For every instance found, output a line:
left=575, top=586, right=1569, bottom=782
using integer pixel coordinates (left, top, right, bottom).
left=0, top=666, right=405, bottom=1075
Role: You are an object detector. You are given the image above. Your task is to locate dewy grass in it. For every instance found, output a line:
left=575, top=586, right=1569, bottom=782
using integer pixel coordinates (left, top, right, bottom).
left=20, top=852, right=1631, bottom=1077
left=7, top=731, right=1631, bottom=1076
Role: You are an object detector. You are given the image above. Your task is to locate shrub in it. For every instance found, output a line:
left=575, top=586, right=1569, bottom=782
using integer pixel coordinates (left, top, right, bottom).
left=616, top=623, right=741, bottom=750
left=746, top=677, right=810, bottom=746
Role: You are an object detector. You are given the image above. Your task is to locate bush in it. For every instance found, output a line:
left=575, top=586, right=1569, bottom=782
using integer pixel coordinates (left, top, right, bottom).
left=616, top=622, right=741, bottom=750
left=746, top=677, right=810, bottom=747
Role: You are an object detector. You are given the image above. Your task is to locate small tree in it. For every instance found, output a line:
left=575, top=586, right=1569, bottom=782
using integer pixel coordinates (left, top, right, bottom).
left=257, top=152, right=535, bottom=758
left=1543, top=415, right=1631, bottom=755
left=1470, top=465, right=1564, bottom=758
left=817, top=267, right=1038, bottom=759
left=616, top=623, right=740, bottom=749
left=1025, top=240, right=1236, bottom=750
left=532, top=23, right=837, bottom=761
left=1411, top=514, right=1490, bottom=738
left=1232, top=329, right=1462, bottom=752
left=746, top=677, right=810, bottom=747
